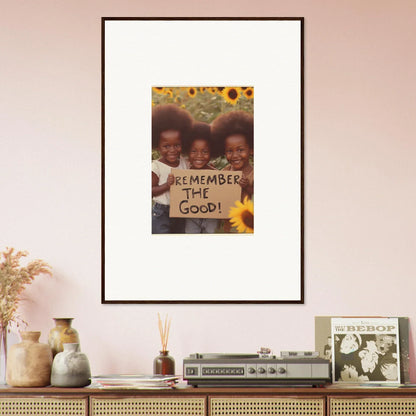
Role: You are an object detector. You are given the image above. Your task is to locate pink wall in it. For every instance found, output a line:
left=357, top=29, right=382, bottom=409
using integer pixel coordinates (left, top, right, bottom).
left=2, top=0, right=416, bottom=380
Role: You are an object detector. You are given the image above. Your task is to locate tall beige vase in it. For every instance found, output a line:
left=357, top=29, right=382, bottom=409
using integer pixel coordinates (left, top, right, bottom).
left=6, top=331, right=53, bottom=387
left=48, top=318, right=80, bottom=357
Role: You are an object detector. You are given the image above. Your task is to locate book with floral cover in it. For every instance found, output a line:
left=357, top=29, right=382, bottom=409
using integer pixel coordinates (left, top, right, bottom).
left=332, top=317, right=400, bottom=384
left=315, top=316, right=409, bottom=384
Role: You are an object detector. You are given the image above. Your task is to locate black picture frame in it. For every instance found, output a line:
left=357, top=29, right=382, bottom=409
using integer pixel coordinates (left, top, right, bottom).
left=102, top=17, right=304, bottom=304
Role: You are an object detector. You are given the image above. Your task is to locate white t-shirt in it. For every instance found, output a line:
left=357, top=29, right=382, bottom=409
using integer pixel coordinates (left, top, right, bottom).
left=152, top=156, right=188, bottom=205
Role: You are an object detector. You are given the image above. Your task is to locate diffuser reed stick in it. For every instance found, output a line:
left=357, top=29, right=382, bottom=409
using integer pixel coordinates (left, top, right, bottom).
left=158, top=313, right=171, bottom=352
left=154, top=313, right=175, bottom=375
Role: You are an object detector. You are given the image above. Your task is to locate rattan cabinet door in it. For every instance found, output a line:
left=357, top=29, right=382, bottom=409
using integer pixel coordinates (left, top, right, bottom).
left=91, top=396, right=206, bottom=416
left=329, top=397, right=416, bottom=416
left=210, top=397, right=325, bottom=416
left=0, top=396, right=87, bottom=416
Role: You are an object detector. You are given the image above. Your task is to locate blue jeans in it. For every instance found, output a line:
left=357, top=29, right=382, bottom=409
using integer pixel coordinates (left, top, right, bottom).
left=152, top=203, right=185, bottom=234
left=185, top=218, right=219, bottom=234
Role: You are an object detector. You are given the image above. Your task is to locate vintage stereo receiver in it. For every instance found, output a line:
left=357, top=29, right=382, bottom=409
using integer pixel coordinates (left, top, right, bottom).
left=183, top=351, right=331, bottom=387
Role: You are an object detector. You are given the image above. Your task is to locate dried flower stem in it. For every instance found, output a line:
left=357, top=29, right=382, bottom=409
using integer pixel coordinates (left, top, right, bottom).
left=0, top=247, right=52, bottom=331
left=158, top=313, right=171, bottom=352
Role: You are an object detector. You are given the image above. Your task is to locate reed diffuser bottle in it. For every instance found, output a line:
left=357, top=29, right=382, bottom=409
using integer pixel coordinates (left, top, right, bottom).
left=153, top=313, right=175, bottom=375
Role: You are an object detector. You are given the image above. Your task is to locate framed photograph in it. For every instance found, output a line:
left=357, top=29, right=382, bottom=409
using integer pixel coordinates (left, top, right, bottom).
left=102, top=17, right=304, bottom=303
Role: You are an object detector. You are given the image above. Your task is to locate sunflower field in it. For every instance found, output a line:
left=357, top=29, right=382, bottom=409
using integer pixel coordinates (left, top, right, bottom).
left=152, top=86, right=253, bottom=124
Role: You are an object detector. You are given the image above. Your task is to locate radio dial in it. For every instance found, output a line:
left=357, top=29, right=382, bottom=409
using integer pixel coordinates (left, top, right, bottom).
left=258, top=367, right=266, bottom=374
left=268, top=367, right=276, bottom=374
left=278, top=367, right=286, bottom=374
left=248, top=367, right=256, bottom=374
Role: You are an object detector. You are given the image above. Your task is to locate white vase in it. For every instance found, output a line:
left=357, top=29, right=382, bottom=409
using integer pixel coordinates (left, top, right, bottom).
left=51, top=343, right=91, bottom=387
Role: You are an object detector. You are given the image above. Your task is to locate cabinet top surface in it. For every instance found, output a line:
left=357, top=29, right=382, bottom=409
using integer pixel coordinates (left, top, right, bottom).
left=1, top=385, right=416, bottom=395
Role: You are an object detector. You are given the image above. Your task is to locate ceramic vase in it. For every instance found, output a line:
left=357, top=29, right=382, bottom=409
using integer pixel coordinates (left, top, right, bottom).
left=48, top=318, right=80, bottom=357
left=51, top=343, right=91, bottom=387
left=6, top=331, right=52, bottom=387
left=153, top=350, right=175, bottom=375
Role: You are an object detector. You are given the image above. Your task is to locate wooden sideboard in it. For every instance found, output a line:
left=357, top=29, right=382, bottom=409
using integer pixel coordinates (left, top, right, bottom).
left=2, top=385, right=416, bottom=416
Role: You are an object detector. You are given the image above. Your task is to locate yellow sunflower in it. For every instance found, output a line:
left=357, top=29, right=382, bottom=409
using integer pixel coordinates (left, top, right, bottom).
left=243, top=87, right=254, bottom=99
left=228, top=197, right=254, bottom=233
left=207, top=87, right=217, bottom=95
left=199, top=87, right=206, bottom=93
left=152, top=87, right=165, bottom=94
left=187, top=87, right=197, bottom=98
left=222, top=87, right=241, bottom=105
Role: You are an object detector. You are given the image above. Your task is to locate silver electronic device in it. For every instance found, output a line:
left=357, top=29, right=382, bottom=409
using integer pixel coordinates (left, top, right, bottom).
left=183, top=350, right=331, bottom=387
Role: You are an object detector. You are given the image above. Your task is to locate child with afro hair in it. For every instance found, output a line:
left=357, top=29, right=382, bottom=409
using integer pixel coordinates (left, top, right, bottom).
left=182, top=121, right=219, bottom=233
left=152, top=104, right=193, bottom=234
left=183, top=122, right=218, bottom=170
left=211, top=110, right=254, bottom=202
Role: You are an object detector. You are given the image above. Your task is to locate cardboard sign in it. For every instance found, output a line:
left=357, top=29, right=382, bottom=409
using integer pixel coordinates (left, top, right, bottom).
left=170, top=169, right=242, bottom=219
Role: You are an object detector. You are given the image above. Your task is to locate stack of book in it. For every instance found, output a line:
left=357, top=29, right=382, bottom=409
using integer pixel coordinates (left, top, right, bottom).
left=89, top=374, right=179, bottom=389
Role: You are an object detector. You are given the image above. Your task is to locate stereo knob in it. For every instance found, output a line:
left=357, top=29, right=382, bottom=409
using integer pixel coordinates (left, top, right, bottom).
left=258, top=367, right=266, bottom=374
left=278, top=367, right=286, bottom=374
left=248, top=367, right=256, bottom=374
left=268, top=367, right=276, bottom=374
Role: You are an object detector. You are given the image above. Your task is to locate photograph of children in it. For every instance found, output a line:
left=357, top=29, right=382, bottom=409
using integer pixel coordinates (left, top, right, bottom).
left=151, top=87, right=254, bottom=234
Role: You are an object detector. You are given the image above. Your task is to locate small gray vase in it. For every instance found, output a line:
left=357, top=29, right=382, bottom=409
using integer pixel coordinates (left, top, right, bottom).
left=51, top=343, right=91, bottom=387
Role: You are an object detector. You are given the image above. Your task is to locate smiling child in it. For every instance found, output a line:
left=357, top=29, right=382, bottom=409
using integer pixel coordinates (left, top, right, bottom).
left=211, top=110, right=254, bottom=202
left=183, top=122, right=219, bottom=233
left=152, top=104, right=193, bottom=234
